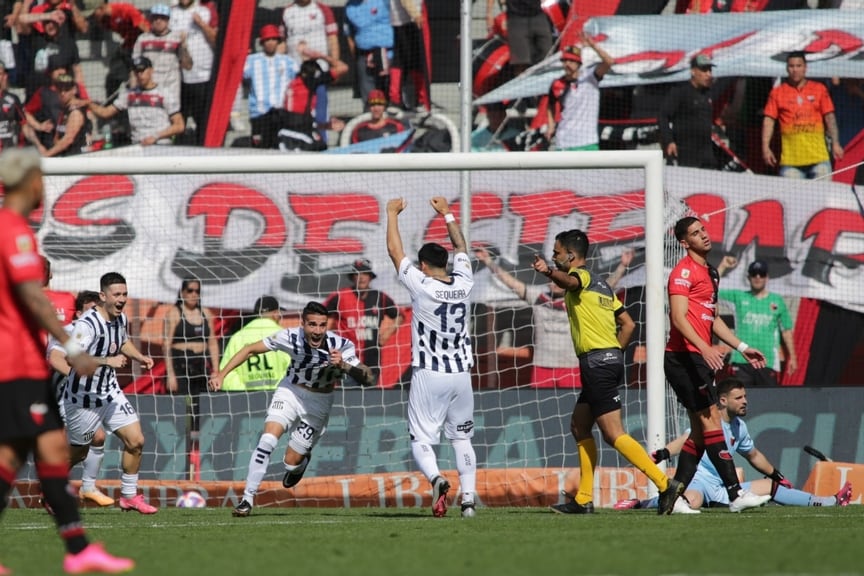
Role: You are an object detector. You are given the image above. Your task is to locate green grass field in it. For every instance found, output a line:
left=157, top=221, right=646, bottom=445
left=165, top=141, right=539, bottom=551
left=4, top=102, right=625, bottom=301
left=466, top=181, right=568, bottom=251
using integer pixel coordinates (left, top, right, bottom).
left=2, top=504, right=861, bottom=576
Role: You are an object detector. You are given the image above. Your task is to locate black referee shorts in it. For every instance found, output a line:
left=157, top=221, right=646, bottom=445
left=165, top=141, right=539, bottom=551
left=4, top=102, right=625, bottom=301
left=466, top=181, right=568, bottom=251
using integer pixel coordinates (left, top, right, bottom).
left=664, top=351, right=717, bottom=412
left=576, top=348, right=624, bottom=417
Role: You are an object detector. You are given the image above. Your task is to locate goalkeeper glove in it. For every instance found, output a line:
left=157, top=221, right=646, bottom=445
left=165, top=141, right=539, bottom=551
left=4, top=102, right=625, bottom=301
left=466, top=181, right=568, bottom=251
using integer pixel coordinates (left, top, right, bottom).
left=651, top=448, right=671, bottom=463
left=768, top=469, right=792, bottom=489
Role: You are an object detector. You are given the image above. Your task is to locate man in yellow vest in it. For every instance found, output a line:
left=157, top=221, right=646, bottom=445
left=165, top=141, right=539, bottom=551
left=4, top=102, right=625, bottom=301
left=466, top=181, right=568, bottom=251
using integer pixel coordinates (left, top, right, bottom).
left=219, top=296, right=290, bottom=391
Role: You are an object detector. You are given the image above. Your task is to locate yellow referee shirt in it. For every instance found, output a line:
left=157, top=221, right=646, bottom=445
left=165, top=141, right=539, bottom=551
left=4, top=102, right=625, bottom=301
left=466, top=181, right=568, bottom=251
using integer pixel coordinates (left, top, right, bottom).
left=564, top=267, right=623, bottom=356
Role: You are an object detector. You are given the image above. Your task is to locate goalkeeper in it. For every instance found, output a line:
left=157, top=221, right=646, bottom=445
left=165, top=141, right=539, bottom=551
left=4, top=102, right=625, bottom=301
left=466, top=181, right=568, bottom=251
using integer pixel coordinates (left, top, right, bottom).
left=616, top=378, right=853, bottom=512
left=532, top=229, right=684, bottom=514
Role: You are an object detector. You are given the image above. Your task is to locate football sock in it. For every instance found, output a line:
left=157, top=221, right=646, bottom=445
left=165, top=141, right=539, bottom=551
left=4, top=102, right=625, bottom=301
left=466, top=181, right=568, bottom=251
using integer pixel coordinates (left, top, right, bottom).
left=0, top=462, right=15, bottom=514
left=771, top=484, right=834, bottom=507
left=411, top=442, right=440, bottom=482
left=576, top=437, right=597, bottom=505
left=703, top=429, right=742, bottom=500
left=674, top=437, right=703, bottom=486
left=613, top=434, right=669, bottom=492
left=451, top=438, right=476, bottom=498
left=37, top=461, right=88, bottom=554
left=81, top=445, right=104, bottom=493
left=120, top=473, right=139, bottom=499
left=243, top=433, right=278, bottom=501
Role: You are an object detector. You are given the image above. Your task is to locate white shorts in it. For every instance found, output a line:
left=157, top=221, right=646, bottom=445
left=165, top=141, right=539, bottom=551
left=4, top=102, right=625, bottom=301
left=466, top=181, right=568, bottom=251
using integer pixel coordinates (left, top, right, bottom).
left=265, top=385, right=334, bottom=455
left=408, top=368, right=475, bottom=445
left=63, top=391, right=139, bottom=446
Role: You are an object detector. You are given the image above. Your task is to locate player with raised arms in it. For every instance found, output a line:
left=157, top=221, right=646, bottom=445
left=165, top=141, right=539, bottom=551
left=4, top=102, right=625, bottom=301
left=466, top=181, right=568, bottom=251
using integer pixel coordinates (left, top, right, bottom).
left=386, top=196, right=478, bottom=518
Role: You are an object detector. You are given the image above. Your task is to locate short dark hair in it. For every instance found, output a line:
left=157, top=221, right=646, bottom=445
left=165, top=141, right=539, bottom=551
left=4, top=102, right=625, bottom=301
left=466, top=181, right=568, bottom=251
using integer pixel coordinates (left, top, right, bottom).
left=717, top=377, right=745, bottom=397
left=417, top=242, right=448, bottom=269
left=99, top=272, right=126, bottom=292
left=302, top=301, right=328, bottom=320
left=75, top=290, right=101, bottom=312
left=554, top=229, right=589, bottom=259
left=787, top=50, right=807, bottom=63
left=674, top=216, right=701, bottom=242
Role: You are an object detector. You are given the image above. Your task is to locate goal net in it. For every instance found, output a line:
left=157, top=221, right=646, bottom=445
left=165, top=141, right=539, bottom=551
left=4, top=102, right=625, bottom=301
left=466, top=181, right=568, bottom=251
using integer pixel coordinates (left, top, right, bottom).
left=29, top=149, right=681, bottom=509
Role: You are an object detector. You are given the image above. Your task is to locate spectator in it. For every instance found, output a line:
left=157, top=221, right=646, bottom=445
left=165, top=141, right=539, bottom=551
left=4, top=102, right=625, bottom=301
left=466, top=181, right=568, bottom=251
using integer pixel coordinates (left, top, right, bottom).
left=470, top=102, right=523, bottom=152
left=324, top=258, right=402, bottom=385
left=219, top=296, right=290, bottom=392
left=243, top=24, right=298, bottom=149
left=30, top=73, right=90, bottom=157
left=162, top=276, right=219, bottom=464
left=546, top=33, right=614, bottom=151
left=132, top=3, right=192, bottom=106
left=477, top=246, right=576, bottom=388
left=0, top=147, right=133, bottom=575
left=485, top=0, right=551, bottom=78
left=170, top=0, right=218, bottom=145
left=658, top=54, right=719, bottom=169
left=386, top=197, right=478, bottom=518
left=530, top=230, right=682, bottom=515
left=349, top=89, right=405, bottom=143
left=618, top=378, right=852, bottom=512
left=388, top=0, right=429, bottom=110
left=279, top=53, right=347, bottom=151
left=28, top=18, right=85, bottom=101
left=22, top=64, right=68, bottom=151
left=210, top=301, right=374, bottom=518
left=18, top=0, right=88, bottom=38
left=716, top=257, right=797, bottom=386
left=476, top=247, right=633, bottom=388
left=88, top=55, right=185, bottom=146
left=92, top=1, right=149, bottom=99
left=762, top=51, right=843, bottom=179
left=344, top=0, right=393, bottom=106
left=663, top=216, right=769, bottom=514
left=282, top=0, right=341, bottom=142
left=0, top=62, right=27, bottom=149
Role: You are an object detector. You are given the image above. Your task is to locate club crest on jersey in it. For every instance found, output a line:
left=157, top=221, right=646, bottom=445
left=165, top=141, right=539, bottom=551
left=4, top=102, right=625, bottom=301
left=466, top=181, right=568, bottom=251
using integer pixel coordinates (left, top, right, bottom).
left=681, top=268, right=690, bottom=278
left=15, top=234, right=34, bottom=253
left=30, top=403, right=48, bottom=426
left=109, top=342, right=118, bottom=354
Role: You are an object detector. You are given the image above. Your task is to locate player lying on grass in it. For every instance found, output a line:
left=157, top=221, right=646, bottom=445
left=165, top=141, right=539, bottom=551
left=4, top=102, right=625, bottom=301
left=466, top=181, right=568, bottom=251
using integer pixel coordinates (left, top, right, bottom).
left=615, top=378, right=853, bottom=513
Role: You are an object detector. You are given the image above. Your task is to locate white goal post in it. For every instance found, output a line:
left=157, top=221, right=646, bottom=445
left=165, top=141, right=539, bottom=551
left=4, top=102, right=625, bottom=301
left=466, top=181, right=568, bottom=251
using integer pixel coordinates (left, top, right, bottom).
left=39, top=150, right=668, bottom=506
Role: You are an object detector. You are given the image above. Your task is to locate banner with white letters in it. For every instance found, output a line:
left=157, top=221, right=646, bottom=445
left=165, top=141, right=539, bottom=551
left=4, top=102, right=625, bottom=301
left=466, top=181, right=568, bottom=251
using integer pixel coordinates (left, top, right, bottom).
left=39, top=163, right=864, bottom=313
left=475, top=9, right=864, bottom=104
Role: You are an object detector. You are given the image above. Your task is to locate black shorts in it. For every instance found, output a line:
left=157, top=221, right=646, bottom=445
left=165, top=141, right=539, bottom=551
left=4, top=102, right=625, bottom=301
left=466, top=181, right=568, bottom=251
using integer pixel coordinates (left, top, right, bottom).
left=664, top=351, right=717, bottom=412
left=392, top=23, right=425, bottom=72
left=576, top=348, right=624, bottom=417
left=171, top=352, right=209, bottom=396
left=0, top=378, right=65, bottom=442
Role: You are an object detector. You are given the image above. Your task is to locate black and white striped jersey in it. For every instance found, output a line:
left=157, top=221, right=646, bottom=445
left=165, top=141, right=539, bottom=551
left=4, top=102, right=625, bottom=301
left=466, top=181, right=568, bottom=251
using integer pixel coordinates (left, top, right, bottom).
left=263, top=327, right=360, bottom=390
left=65, top=307, right=128, bottom=408
left=398, top=252, right=474, bottom=373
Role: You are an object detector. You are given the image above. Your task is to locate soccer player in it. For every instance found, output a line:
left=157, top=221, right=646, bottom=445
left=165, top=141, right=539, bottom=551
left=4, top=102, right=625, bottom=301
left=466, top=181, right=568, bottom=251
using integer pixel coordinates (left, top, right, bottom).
left=64, top=272, right=157, bottom=515
left=386, top=196, right=478, bottom=518
left=0, top=148, right=134, bottom=573
left=662, top=216, right=770, bottom=515
left=210, top=301, right=374, bottom=517
left=531, top=230, right=684, bottom=514
left=616, top=378, right=854, bottom=512
left=47, top=290, right=117, bottom=508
